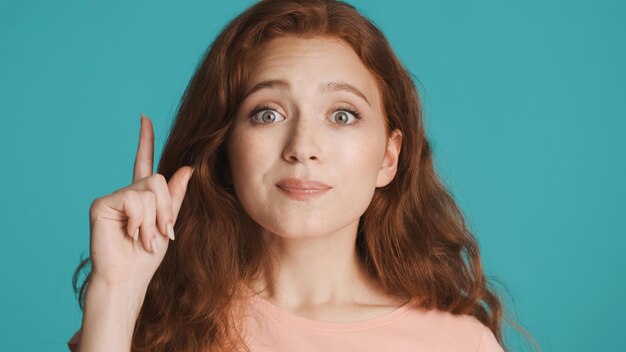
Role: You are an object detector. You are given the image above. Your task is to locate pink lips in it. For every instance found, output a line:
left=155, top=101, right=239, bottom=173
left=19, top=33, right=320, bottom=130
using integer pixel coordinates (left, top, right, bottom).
left=276, top=178, right=332, bottom=201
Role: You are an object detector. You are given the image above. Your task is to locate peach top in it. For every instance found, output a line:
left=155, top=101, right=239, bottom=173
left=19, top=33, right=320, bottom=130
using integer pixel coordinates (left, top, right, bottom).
left=68, top=291, right=504, bottom=351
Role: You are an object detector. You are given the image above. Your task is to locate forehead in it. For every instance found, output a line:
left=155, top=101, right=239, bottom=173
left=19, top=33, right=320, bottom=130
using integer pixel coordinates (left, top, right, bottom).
left=244, top=36, right=381, bottom=107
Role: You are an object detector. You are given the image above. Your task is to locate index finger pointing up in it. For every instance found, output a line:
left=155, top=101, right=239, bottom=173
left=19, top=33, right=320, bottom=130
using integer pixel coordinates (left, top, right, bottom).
left=133, top=113, right=155, bottom=182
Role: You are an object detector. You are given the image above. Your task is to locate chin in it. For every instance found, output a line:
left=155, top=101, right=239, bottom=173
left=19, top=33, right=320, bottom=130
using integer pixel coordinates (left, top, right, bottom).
left=261, top=222, right=331, bottom=239
left=258, top=215, right=359, bottom=241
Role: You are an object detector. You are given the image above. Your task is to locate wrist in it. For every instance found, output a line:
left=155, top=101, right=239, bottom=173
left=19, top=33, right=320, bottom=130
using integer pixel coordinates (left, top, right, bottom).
left=86, top=275, right=147, bottom=317
left=79, top=277, right=148, bottom=351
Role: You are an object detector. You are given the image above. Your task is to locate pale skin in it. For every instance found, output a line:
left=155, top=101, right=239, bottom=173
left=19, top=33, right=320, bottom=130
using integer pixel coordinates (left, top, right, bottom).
left=227, top=36, right=405, bottom=320
left=77, top=116, right=194, bottom=351
left=76, top=36, right=403, bottom=351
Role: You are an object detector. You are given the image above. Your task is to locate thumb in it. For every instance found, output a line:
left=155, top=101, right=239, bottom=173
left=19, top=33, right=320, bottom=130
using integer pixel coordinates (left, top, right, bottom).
left=168, top=166, right=195, bottom=223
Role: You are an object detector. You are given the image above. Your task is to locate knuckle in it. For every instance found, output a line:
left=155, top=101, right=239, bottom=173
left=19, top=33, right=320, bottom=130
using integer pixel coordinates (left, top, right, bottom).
left=89, top=197, right=103, bottom=213
left=148, top=173, right=166, bottom=188
left=140, top=191, right=156, bottom=207
left=124, top=189, right=139, bottom=201
left=112, top=184, right=130, bottom=195
left=154, top=173, right=167, bottom=183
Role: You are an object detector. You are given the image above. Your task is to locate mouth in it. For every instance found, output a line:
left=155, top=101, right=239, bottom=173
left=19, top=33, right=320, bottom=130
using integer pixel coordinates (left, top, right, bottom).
left=275, top=178, right=332, bottom=201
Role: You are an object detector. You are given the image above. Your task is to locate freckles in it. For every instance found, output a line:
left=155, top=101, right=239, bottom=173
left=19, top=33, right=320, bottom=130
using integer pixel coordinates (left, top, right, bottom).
left=233, top=135, right=276, bottom=181
left=341, top=135, right=383, bottom=165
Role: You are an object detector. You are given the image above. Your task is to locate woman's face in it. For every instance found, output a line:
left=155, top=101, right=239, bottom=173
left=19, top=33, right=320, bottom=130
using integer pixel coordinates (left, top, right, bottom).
left=227, top=36, right=402, bottom=239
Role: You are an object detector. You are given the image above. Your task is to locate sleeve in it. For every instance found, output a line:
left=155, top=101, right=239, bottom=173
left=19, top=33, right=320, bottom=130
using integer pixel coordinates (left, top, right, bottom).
left=67, top=329, right=81, bottom=352
left=478, top=325, right=505, bottom=352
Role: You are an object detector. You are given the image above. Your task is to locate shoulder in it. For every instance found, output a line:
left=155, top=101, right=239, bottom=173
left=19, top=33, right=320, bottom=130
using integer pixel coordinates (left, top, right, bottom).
left=402, top=307, right=504, bottom=352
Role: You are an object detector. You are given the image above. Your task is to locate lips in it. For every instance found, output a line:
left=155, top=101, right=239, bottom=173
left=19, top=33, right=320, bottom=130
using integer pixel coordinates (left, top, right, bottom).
left=275, top=178, right=332, bottom=190
left=275, top=178, right=332, bottom=201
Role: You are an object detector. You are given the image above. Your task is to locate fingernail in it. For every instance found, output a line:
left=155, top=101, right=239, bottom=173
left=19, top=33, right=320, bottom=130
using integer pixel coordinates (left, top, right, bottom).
left=166, top=222, right=175, bottom=241
left=133, top=228, right=139, bottom=241
left=151, top=237, right=159, bottom=254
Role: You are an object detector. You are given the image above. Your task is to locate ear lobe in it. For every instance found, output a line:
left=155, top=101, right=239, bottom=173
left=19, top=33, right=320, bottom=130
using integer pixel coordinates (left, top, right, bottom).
left=376, top=129, right=403, bottom=188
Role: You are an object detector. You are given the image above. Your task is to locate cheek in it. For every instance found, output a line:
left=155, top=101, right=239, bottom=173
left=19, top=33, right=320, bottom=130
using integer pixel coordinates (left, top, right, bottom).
left=227, top=132, right=277, bottom=212
left=229, top=133, right=266, bottom=183
left=338, top=135, right=385, bottom=181
left=332, top=135, right=385, bottom=205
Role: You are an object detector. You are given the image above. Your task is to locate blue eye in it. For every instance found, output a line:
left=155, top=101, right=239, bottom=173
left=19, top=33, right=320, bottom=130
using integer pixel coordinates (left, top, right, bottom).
left=248, top=103, right=363, bottom=125
left=249, top=104, right=285, bottom=124
left=331, top=107, right=362, bottom=125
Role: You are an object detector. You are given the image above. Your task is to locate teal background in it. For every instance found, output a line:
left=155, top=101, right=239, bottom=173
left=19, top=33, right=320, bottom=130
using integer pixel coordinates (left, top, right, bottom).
left=1, top=0, right=624, bottom=350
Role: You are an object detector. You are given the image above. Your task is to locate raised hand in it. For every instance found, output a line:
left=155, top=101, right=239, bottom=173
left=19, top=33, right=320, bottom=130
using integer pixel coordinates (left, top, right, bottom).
left=88, top=114, right=194, bottom=290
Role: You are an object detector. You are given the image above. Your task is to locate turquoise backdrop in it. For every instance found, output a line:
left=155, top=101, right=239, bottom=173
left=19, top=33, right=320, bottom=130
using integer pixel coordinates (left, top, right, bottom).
left=1, top=0, right=624, bottom=351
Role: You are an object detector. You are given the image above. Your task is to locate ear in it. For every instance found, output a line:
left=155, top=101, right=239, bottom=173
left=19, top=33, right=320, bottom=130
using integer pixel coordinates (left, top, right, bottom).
left=376, top=128, right=403, bottom=188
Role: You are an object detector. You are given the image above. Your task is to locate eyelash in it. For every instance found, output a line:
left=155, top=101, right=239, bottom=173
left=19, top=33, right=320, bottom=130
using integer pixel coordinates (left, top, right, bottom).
left=248, top=103, right=363, bottom=125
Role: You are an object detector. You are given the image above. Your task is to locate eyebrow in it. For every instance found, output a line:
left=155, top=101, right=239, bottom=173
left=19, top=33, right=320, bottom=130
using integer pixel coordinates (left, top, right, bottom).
left=243, top=79, right=371, bottom=107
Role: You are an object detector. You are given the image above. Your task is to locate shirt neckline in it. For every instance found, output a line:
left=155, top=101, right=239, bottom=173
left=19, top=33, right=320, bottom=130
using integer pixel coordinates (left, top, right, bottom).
left=244, top=286, right=420, bottom=331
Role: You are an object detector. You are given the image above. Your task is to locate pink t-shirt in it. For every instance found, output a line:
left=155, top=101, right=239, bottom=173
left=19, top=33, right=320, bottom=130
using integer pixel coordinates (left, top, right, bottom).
left=68, top=292, right=504, bottom=351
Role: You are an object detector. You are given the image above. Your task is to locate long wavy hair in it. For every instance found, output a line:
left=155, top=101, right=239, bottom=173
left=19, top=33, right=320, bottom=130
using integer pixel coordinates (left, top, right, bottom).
left=73, top=0, right=537, bottom=350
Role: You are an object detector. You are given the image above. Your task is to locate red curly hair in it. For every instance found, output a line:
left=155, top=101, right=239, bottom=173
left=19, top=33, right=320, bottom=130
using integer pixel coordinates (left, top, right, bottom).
left=74, top=0, right=537, bottom=350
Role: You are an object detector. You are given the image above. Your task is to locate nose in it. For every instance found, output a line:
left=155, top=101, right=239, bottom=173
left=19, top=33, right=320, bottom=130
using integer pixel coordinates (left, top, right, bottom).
left=282, top=114, right=323, bottom=163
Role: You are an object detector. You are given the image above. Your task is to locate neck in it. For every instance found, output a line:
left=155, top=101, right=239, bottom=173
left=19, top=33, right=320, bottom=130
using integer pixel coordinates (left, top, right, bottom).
left=251, top=218, right=384, bottom=309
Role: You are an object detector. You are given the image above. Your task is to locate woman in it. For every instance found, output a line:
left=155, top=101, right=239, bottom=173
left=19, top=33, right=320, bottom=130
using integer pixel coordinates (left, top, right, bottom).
left=69, top=0, right=529, bottom=350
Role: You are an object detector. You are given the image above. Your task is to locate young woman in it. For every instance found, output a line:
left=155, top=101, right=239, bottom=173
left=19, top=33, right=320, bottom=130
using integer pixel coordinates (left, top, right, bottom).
left=69, top=0, right=528, bottom=350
